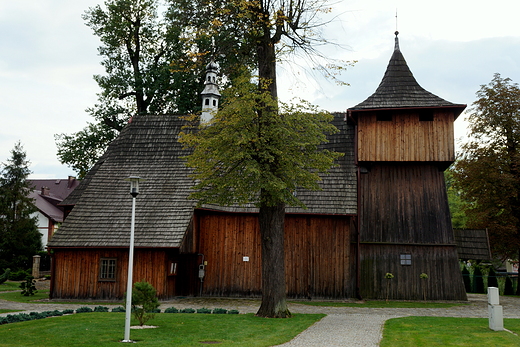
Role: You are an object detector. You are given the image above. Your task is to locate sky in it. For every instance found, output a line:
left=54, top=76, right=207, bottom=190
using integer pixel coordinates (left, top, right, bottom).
left=1, top=0, right=519, bottom=179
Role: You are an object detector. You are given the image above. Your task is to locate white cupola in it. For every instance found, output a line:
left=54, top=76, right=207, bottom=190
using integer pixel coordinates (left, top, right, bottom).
left=200, top=60, right=220, bottom=123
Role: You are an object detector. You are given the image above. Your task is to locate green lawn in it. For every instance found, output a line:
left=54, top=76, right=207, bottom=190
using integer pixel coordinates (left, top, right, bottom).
left=0, top=290, right=51, bottom=303
left=290, top=300, right=467, bottom=308
left=0, top=282, right=22, bottom=292
left=0, top=312, right=324, bottom=347
left=381, top=316, right=520, bottom=347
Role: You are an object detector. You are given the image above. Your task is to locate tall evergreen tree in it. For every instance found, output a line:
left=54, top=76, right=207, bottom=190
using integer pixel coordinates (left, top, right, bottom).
left=0, top=142, right=42, bottom=271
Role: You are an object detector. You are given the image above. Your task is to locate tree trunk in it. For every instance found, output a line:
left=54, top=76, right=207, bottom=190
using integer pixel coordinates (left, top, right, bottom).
left=256, top=196, right=290, bottom=318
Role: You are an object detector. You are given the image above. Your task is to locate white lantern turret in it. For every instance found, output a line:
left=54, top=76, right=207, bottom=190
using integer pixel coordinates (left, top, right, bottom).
left=200, top=61, right=220, bottom=123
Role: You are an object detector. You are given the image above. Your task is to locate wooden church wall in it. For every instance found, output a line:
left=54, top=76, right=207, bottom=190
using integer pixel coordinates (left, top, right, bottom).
left=357, top=111, right=455, bottom=162
left=359, top=244, right=466, bottom=300
left=359, top=163, right=454, bottom=244
left=197, top=211, right=353, bottom=298
left=358, top=162, right=467, bottom=300
left=51, top=249, right=176, bottom=300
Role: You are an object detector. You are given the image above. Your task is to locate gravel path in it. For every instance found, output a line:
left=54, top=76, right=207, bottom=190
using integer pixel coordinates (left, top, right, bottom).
left=2, top=283, right=520, bottom=347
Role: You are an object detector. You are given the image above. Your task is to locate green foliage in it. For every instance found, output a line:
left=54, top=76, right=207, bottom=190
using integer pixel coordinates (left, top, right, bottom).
left=197, top=307, right=212, bottom=314
left=19, top=276, right=37, bottom=296
left=180, top=76, right=342, bottom=208
left=444, top=169, right=468, bottom=228
left=0, top=142, right=42, bottom=271
left=461, top=267, right=471, bottom=293
left=473, top=267, right=485, bottom=294
left=111, top=306, right=126, bottom=312
left=0, top=268, right=10, bottom=284
left=94, top=306, right=110, bottom=312
left=164, top=307, right=179, bottom=313
left=227, top=309, right=239, bottom=314
left=452, top=73, right=520, bottom=260
left=8, top=269, right=30, bottom=281
left=128, top=280, right=160, bottom=326
left=487, top=268, right=499, bottom=288
left=180, top=308, right=196, bottom=313
left=212, top=308, right=228, bottom=314
left=76, top=307, right=94, bottom=313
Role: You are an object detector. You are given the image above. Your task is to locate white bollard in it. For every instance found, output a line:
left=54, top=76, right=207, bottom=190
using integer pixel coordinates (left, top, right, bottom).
left=487, top=287, right=504, bottom=331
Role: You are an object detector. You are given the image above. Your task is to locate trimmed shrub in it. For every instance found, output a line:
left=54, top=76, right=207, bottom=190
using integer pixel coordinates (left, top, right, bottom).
left=462, top=267, right=471, bottom=293
left=111, top=306, right=126, bottom=313
left=180, top=308, right=195, bottom=313
left=504, top=276, right=515, bottom=295
left=76, top=307, right=93, bottom=313
left=212, top=308, right=228, bottom=314
left=0, top=268, right=11, bottom=284
left=0, top=317, right=8, bottom=325
left=8, top=269, right=30, bottom=281
left=127, top=281, right=160, bottom=326
left=94, top=306, right=109, bottom=312
left=20, top=275, right=37, bottom=296
left=487, top=268, right=499, bottom=288
left=164, top=307, right=179, bottom=313
left=149, top=308, right=161, bottom=313
left=62, top=309, right=74, bottom=315
left=197, top=308, right=212, bottom=314
left=473, top=267, right=485, bottom=294
left=228, top=309, right=239, bottom=314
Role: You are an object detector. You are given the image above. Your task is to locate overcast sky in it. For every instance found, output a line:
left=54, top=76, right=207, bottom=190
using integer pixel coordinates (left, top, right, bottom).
left=1, top=0, right=519, bottom=179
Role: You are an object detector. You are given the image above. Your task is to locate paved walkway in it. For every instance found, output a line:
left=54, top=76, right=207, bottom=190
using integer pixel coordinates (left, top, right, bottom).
left=2, top=283, right=520, bottom=346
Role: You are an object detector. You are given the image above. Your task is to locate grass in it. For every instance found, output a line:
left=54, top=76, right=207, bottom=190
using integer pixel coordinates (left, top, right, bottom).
left=0, top=310, right=20, bottom=314
left=0, top=282, right=22, bottom=292
left=0, top=290, right=51, bottom=303
left=380, top=316, right=520, bottom=347
left=0, top=312, right=324, bottom=347
left=290, top=300, right=468, bottom=308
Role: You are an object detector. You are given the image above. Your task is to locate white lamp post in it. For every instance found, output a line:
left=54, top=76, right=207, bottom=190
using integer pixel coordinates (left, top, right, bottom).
left=122, top=176, right=142, bottom=343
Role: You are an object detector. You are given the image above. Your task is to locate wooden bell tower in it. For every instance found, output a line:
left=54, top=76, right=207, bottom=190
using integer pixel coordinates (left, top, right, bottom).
left=348, top=32, right=468, bottom=300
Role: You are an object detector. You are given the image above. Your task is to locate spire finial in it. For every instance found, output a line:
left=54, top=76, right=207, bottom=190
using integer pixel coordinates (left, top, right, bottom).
left=394, top=30, right=400, bottom=51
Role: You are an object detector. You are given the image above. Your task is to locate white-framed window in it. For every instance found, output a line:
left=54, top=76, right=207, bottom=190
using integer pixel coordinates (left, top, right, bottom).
left=400, top=253, right=412, bottom=266
left=99, top=258, right=117, bottom=281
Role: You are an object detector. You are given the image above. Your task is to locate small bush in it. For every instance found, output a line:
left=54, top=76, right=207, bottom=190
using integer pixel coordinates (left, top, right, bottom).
left=126, top=281, right=160, bottom=326
left=8, top=269, right=30, bottom=281
left=149, top=308, right=161, bottom=313
left=62, top=309, right=74, bottom=315
left=228, top=309, right=239, bottom=314
left=212, top=308, right=227, bottom=314
left=197, top=308, right=212, bottom=314
left=0, top=268, right=11, bottom=284
left=164, top=307, right=179, bottom=313
left=111, top=306, right=126, bottom=313
left=462, top=267, right=471, bottom=293
left=180, top=308, right=195, bottom=313
left=20, top=276, right=37, bottom=296
left=0, top=317, right=8, bottom=325
left=94, top=306, right=109, bottom=312
left=76, top=307, right=93, bottom=313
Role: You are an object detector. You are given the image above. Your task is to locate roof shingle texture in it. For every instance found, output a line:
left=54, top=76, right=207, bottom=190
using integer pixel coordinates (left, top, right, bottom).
left=349, top=35, right=465, bottom=111
left=49, top=113, right=357, bottom=249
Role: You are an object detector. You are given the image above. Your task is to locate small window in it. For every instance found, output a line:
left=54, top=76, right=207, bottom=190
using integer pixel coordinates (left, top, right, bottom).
left=168, top=261, right=178, bottom=276
left=419, top=111, right=434, bottom=121
left=212, top=100, right=217, bottom=106
left=400, top=254, right=412, bottom=266
left=99, top=258, right=117, bottom=281
left=376, top=112, right=392, bottom=121
left=205, top=98, right=210, bottom=106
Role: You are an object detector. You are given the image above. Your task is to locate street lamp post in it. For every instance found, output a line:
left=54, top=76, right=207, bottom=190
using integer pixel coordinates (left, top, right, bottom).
left=122, top=176, right=142, bottom=343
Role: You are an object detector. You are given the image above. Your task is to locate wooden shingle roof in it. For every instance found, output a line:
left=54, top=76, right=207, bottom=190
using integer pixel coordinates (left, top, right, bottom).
left=49, top=113, right=357, bottom=249
left=453, top=229, right=492, bottom=261
left=48, top=115, right=197, bottom=248
left=349, top=32, right=466, bottom=116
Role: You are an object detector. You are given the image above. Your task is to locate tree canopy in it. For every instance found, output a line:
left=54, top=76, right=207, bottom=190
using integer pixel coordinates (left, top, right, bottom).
left=0, top=142, right=42, bottom=271
left=452, top=73, right=520, bottom=266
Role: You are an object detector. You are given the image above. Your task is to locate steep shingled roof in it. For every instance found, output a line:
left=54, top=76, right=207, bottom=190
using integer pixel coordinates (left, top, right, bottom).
left=48, top=113, right=357, bottom=249
left=349, top=32, right=466, bottom=114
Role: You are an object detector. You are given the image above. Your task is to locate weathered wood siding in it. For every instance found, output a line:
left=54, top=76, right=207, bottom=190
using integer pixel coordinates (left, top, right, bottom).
left=51, top=249, right=177, bottom=300
left=359, top=244, right=466, bottom=300
left=357, top=110, right=455, bottom=162
left=358, top=162, right=466, bottom=300
left=197, top=211, right=353, bottom=298
left=359, top=163, right=454, bottom=244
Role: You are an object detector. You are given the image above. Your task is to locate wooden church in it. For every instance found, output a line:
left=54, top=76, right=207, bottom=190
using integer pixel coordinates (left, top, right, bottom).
left=48, top=33, right=467, bottom=301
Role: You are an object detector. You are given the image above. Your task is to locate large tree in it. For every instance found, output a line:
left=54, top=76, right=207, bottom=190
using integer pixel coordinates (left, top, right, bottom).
left=452, top=74, right=520, bottom=278
left=55, top=0, right=210, bottom=178
left=0, top=142, right=42, bottom=271
left=178, top=0, right=345, bottom=317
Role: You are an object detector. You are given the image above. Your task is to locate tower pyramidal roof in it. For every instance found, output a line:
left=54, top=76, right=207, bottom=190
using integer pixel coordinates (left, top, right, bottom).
left=349, top=32, right=465, bottom=115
